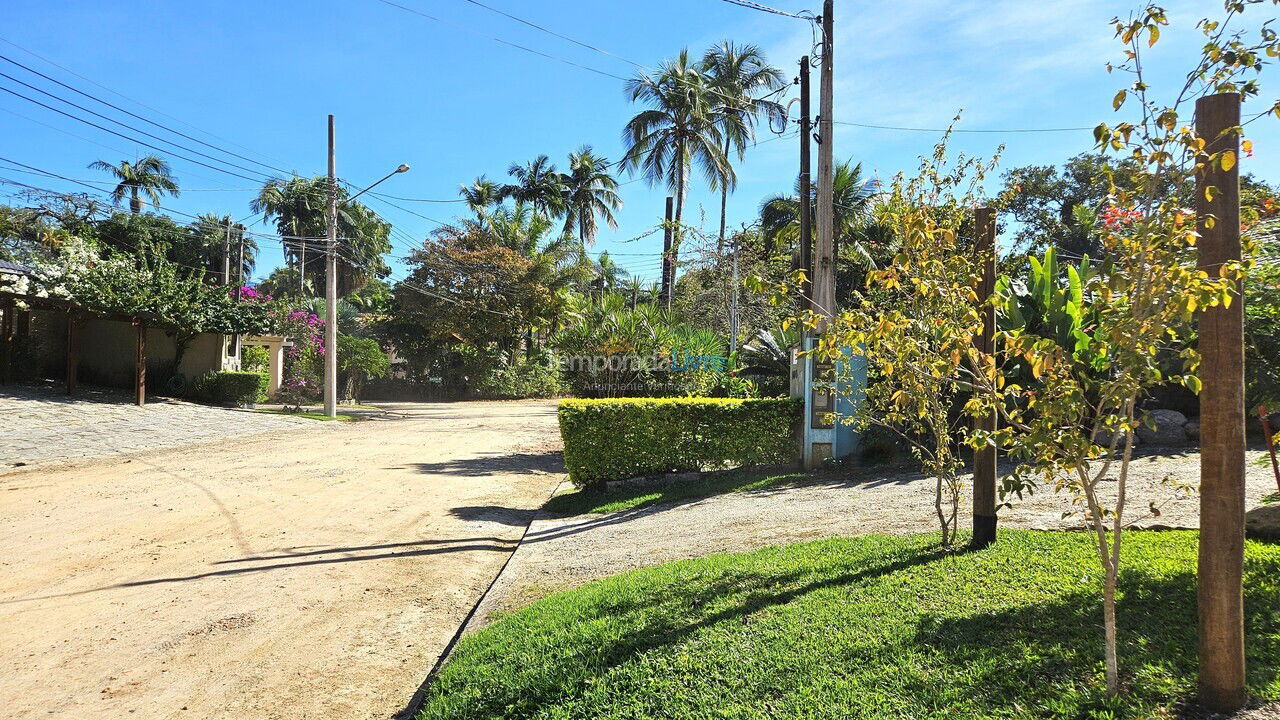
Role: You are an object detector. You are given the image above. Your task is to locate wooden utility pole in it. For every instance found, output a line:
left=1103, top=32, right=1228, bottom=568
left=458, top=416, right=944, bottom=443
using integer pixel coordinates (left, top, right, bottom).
left=729, top=233, right=740, bottom=347
left=1196, top=91, right=1246, bottom=713
left=797, top=55, right=813, bottom=316
left=323, top=114, right=339, bottom=418
left=812, top=0, right=835, bottom=324
left=661, top=196, right=674, bottom=310
left=134, top=320, right=146, bottom=407
left=972, top=207, right=998, bottom=548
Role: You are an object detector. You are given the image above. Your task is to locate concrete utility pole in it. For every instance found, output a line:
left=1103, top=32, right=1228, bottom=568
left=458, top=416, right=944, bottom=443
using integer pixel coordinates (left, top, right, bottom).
left=222, top=220, right=232, bottom=287
left=324, top=114, right=339, bottom=418
left=797, top=55, right=812, bottom=316
left=972, top=207, right=998, bottom=548
left=812, top=0, right=835, bottom=324
left=1195, top=91, right=1246, bottom=713
left=661, top=196, right=674, bottom=310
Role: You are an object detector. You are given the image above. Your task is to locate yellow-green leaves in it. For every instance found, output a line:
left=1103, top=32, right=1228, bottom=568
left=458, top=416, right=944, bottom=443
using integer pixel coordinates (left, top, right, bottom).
left=1113, top=90, right=1127, bottom=111
left=1220, top=150, right=1236, bottom=172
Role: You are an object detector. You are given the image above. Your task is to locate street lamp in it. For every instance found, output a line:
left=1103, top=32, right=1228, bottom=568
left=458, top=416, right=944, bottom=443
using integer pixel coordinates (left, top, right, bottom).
left=324, top=117, right=410, bottom=419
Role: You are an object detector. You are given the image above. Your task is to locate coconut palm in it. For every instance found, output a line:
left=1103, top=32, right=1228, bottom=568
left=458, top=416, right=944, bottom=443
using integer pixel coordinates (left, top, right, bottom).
left=502, top=155, right=566, bottom=219
left=760, top=160, right=880, bottom=260
left=460, top=175, right=501, bottom=226
left=88, top=155, right=179, bottom=214
left=701, top=42, right=786, bottom=253
left=620, top=49, right=730, bottom=308
left=590, top=251, right=628, bottom=297
left=561, top=146, right=621, bottom=247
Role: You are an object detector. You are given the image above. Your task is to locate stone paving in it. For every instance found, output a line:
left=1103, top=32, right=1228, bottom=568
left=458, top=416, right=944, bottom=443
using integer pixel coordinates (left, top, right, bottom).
left=0, top=383, right=314, bottom=471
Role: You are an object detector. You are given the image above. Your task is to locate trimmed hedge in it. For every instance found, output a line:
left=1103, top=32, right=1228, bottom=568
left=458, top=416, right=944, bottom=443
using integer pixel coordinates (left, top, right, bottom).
left=192, top=370, right=269, bottom=406
left=558, top=397, right=802, bottom=487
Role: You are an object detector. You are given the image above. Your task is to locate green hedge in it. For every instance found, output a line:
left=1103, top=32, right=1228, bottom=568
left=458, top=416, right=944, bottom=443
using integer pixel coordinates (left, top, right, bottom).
left=192, top=370, right=269, bottom=406
left=558, top=397, right=802, bottom=487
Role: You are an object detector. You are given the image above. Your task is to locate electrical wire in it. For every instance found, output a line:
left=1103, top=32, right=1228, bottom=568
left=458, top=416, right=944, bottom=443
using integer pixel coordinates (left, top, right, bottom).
left=456, top=0, right=645, bottom=69
left=717, top=0, right=814, bottom=21
left=833, top=120, right=1093, bottom=134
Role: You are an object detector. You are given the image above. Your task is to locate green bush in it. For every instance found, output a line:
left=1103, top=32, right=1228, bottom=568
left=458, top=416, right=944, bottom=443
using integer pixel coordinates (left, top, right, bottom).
left=558, top=397, right=802, bottom=487
left=475, top=354, right=563, bottom=399
left=191, top=370, right=269, bottom=406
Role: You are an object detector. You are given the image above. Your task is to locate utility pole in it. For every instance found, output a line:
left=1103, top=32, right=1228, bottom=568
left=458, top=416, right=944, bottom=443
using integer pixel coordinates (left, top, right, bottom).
left=661, top=196, right=674, bottom=310
left=1196, top=91, right=1246, bottom=713
left=797, top=55, right=812, bottom=316
left=222, top=220, right=232, bottom=287
left=729, top=232, right=740, bottom=348
left=299, top=241, right=306, bottom=295
left=813, top=0, right=835, bottom=325
left=324, top=114, right=339, bottom=418
left=233, top=226, right=245, bottom=366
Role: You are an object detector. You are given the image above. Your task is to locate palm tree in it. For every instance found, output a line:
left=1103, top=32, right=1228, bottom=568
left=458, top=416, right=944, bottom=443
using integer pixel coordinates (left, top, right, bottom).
left=701, top=42, right=786, bottom=254
left=621, top=49, right=730, bottom=307
left=89, top=155, right=179, bottom=214
left=760, top=160, right=880, bottom=259
left=561, top=146, right=621, bottom=247
left=590, top=251, right=628, bottom=298
left=460, top=175, right=501, bottom=226
left=502, top=155, right=566, bottom=219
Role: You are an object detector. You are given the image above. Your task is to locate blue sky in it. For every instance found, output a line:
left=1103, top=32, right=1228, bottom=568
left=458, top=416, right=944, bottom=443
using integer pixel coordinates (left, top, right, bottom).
left=2, top=0, right=1278, bottom=287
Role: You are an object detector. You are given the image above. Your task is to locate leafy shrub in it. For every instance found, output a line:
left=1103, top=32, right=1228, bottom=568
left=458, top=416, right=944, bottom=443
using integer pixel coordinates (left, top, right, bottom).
left=337, top=335, right=390, bottom=403
left=474, top=354, right=563, bottom=399
left=240, top=344, right=269, bottom=372
left=191, top=370, right=268, bottom=406
left=558, top=397, right=802, bottom=487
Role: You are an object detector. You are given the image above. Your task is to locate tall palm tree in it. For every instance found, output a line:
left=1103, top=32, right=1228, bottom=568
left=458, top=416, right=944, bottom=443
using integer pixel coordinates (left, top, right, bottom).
left=502, top=155, right=566, bottom=219
left=460, top=175, right=501, bottom=226
left=591, top=250, right=628, bottom=297
left=620, top=49, right=729, bottom=307
left=702, top=42, right=786, bottom=254
left=760, top=160, right=879, bottom=259
left=88, top=155, right=179, bottom=214
left=561, top=146, right=621, bottom=247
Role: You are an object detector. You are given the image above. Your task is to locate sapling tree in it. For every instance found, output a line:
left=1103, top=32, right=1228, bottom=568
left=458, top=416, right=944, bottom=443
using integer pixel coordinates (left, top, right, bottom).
left=965, top=1, right=1276, bottom=695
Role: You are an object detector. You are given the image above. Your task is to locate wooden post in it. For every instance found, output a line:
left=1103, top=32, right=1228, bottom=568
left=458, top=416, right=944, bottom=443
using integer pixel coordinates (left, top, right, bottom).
left=1259, top=405, right=1280, bottom=493
left=135, top=320, right=146, bottom=407
left=797, top=55, right=813, bottom=316
left=812, top=0, right=835, bottom=324
left=972, top=207, right=998, bottom=548
left=1, top=297, right=12, bottom=385
left=65, top=312, right=77, bottom=395
left=1196, top=91, right=1246, bottom=713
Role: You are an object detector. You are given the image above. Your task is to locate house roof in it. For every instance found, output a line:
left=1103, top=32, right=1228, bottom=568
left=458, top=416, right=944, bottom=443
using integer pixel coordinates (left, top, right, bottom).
left=0, top=259, right=31, bottom=276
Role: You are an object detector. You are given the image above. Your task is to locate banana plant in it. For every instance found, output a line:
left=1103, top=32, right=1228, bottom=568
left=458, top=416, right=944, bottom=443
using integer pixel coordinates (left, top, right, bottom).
left=997, top=247, right=1107, bottom=370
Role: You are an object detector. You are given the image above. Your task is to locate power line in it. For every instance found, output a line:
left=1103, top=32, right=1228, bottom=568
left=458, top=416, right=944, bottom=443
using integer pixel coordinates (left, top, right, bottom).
left=0, top=54, right=297, bottom=177
left=833, top=120, right=1093, bottom=134
left=0, top=84, right=269, bottom=184
left=456, top=0, right=645, bottom=69
left=373, top=0, right=630, bottom=81
left=718, top=0, right=814, bottom=20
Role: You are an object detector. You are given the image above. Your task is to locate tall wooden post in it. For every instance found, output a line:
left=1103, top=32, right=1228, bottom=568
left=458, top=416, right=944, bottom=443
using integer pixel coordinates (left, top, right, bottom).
left=135, top=320, right=146, bottom=407
left=1, top=297, right=12, bottom=386
left=1196, top=91, right=1246, bottom=713
left=972, top=207, right=998, bottom=548
left=797, top=55, right=813, bottom=316
left=65, top=312, right=78, bottom=395
left=812, top=0, right=835, bottom=323
left=324, top=114, right=339, bottom=418
left=661, top=196, right=674, bottom=310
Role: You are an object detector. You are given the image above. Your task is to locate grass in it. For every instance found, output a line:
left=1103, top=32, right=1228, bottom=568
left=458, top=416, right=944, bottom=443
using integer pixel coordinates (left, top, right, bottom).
left=541, top=468, right=812, bottom=516
left=417, top=530, right=1280, bottom=720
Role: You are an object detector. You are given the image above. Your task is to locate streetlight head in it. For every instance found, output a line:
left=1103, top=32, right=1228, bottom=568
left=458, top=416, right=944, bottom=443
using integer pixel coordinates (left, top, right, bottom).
left=396, top=164, right=411, bottom=173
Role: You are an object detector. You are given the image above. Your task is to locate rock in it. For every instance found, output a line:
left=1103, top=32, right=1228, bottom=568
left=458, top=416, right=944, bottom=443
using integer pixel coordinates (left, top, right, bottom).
left=1092, top=428, right=1139, bottom=449
left=1135, top=409, right=1189, bottom=446
left=1184, top=419, right=1200, bottom=442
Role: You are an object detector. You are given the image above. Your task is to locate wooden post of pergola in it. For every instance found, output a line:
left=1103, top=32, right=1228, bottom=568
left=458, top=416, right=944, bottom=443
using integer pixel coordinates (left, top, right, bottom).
left=1196, top=91, right=1246, bottom=713
left=972, top=207, right=998, bottom=549
left=1, top=296, right=13, bottom=386
left=65, top=311, right=78, bottom=395
left=134, top=320, right=146, bottom=407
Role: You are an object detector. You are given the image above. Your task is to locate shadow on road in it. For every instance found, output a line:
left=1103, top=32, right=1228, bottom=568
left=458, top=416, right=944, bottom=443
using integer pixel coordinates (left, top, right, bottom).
left=406, top=450, right=564, bottom=477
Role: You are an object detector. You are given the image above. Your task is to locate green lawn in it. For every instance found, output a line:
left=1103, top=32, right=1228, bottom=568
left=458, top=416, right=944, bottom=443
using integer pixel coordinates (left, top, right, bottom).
left=417, top=530, right=1280, bottom=720
left=542, top=468, right=812, bottom=515
left=254, top=408, right=356, bottom=422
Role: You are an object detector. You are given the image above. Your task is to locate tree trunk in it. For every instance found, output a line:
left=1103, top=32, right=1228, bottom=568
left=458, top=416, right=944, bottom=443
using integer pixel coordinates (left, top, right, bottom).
left=130, top=188, right=142, bottom=215
left=1103, top=560, right=1119, bottom=695
left=671, top=162, right=687, bottom=311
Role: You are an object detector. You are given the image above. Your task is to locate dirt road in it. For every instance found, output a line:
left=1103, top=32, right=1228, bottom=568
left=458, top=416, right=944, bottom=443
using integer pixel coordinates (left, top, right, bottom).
left=0, top=400, right=563, bottom=720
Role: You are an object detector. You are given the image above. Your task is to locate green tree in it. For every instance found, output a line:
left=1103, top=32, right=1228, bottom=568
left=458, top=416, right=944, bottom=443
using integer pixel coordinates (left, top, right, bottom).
left=186, top=214, right=257, bottom=283
left=460, top=175, right=501, bottom=226
left=337, top=334, right=389, bottom=403
left=621, top=49, right=730, bottom=304
left=701, top=41, right=785, bottom=253
left=561, top=146, right=621, bottom=247
left=251, top=176, right=391, bottom=297
left=502, top=155, right=566, bottom=219
left=88, top=155, right=179, bottom=214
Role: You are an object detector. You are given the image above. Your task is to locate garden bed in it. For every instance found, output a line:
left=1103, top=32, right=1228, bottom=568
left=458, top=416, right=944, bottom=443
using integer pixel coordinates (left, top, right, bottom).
left=417, top=530, right=1280, bottom=720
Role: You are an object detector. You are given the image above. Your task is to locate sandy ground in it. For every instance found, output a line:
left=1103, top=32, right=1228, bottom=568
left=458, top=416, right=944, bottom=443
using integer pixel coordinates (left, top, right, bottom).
left=0, top=400, right=563, bottom=720
left=473, top=449, right=1280, bottom=626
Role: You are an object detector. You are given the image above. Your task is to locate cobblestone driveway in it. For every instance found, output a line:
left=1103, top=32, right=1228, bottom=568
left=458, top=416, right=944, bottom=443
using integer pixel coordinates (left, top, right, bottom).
left=1, top=383, right=313, bottom=470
